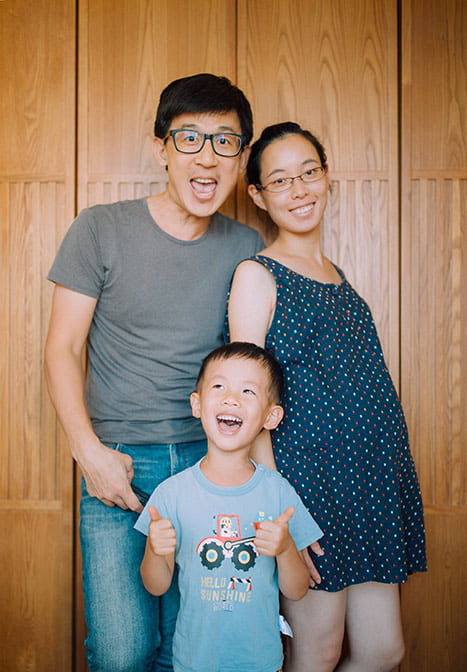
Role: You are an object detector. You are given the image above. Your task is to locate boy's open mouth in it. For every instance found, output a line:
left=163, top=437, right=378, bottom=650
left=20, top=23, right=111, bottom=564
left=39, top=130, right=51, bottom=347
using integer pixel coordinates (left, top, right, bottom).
left=216, top=414, right=243, bottom=433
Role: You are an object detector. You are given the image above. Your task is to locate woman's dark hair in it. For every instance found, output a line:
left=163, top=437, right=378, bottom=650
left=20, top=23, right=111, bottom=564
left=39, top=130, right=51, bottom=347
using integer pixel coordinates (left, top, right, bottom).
left=196, top=342, right=285, bottom=402
left=246, top=122, right=328, bottom=186
left=154, top=73, right=253, bottom=145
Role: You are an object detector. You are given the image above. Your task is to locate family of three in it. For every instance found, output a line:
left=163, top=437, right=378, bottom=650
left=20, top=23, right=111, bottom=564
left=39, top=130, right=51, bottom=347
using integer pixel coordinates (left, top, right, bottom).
left=45, top=73, right=426, bottom=672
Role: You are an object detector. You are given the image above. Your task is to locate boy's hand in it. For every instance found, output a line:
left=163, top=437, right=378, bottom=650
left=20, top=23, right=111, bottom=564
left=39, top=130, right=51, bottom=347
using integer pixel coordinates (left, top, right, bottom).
left=254, top=506, right=295, bottom=557
left=147, top=506, right=176, bottom=556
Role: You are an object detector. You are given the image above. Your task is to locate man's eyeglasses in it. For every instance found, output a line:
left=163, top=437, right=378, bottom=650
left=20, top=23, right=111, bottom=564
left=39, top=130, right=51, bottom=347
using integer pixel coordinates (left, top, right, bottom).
left=165, top=129, right=244, bottom=157
left=257, top=166, right=327, bottom=193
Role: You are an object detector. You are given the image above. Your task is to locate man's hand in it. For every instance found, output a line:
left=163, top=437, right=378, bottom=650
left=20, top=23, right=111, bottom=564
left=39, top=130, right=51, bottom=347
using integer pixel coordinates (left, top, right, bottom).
left=254, top=506, right=295, bottom=557
left=78, top=441, right=142, bottom=512
left=147, top=506, right=177, bottom=556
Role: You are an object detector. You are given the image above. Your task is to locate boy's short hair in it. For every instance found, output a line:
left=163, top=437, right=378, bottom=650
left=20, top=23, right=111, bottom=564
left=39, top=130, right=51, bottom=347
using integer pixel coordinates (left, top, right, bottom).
left=196, top=342, right=284, bottom=402
left=154, top=73, right=253, bottom=145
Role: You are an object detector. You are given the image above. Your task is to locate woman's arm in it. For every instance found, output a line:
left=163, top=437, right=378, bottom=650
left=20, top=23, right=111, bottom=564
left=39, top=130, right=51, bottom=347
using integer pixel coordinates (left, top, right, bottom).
left=228, top=260, right=278, bottom=467
left=228, top=259, right=276, bottom=346
left=250, top=430, right=277, bottom=470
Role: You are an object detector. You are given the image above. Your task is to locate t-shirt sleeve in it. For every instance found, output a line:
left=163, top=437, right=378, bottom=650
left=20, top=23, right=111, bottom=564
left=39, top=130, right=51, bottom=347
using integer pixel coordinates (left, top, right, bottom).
left=253, top=229, right=265, bottom=253
left=133, top=483, right=173, bottom=537
left=47, top=208, right=105, bottom=298
left=279, top=478, right=323, bottom=550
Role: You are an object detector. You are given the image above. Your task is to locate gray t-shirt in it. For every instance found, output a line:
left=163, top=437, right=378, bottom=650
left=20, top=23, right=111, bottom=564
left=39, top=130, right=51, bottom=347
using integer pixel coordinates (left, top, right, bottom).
left=48, top=198, right=263, bottom=444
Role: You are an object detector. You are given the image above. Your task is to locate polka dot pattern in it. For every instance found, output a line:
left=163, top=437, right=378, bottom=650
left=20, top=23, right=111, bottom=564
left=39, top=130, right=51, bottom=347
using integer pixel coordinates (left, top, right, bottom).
left=253, top=255, right=427, bottom=592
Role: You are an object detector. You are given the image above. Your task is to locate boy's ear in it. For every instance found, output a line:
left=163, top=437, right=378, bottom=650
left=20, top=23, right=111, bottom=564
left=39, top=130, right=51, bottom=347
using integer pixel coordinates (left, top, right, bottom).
left=152, top=136, right=168, bottom=168
left=247, top=183, right=268, bottom=212
left=190, top=392, right=201, bottom=419
left=263, top=404, right=284, bottom=431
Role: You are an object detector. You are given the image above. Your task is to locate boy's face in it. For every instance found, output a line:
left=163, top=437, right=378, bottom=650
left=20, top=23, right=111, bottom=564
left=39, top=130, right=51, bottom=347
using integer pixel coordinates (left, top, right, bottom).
left=153, top=111, right=250, bottom=219
left=190, top=357, right=283, bottom=455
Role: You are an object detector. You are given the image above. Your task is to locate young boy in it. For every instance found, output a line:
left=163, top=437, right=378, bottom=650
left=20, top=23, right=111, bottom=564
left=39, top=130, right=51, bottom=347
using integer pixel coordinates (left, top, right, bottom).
left=135, top=342, right=323, bottom=672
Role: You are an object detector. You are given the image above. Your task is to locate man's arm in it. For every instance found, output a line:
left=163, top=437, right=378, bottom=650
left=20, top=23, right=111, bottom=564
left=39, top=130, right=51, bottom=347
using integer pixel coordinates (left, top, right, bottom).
left=44, top=284, right=141, bottom=511
left=140, top=506, right=175, bottom=596
left=254, top=506, right=309, bottom=600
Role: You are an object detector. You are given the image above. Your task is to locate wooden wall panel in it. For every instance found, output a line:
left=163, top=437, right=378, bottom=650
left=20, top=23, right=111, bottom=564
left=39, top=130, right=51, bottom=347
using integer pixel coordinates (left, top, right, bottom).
left=75, top=2, right=239, bottom=668
left=78, top=0, right=238, bottom=215
left=400, top=511, right=467, bottom=671
left=237, top=0, right=399, bottom=381
left=0, top=1, right=75, bottom=671
left=401, top=1, right=467, bottom=670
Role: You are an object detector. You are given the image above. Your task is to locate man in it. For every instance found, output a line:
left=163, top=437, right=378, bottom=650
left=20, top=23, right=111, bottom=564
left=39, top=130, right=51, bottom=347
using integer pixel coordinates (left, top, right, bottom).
left=45, top=73, right=262, bottom=672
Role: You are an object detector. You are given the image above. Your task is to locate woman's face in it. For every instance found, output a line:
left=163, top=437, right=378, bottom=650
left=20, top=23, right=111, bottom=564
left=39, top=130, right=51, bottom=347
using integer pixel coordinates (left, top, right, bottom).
left=248, top=133, right=329, bottom=236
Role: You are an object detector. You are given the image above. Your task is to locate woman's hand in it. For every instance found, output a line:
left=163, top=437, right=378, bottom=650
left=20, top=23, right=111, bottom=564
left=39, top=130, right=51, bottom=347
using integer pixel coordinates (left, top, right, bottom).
left=301, top=540, right=324, bottom=588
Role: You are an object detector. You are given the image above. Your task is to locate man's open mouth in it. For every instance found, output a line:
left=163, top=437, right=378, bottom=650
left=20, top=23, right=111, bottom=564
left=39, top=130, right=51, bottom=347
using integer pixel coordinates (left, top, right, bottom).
left=191, top=178, right=217, bottom=196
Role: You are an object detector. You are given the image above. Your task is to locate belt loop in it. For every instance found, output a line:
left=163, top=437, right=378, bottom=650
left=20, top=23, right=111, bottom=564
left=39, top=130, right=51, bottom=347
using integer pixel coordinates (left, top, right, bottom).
left=169, top=443, right=176, bottom=476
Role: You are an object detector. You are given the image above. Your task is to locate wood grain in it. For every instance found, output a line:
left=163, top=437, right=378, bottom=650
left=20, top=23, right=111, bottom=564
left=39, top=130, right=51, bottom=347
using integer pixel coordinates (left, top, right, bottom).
left=0, top=510, right=73, bottom=672
left=78, top=0, right=237, bottom=209
left=75, top=2, right=239, bottom=668
left=401, top=511, right=467, bottom=671
left=401, top=1, right=467, bottom=670
left=402, top=178, right=466, bottom=507
left=237, top=0, right=399, bottom=381
left=0, top=1, right=76, bottom=670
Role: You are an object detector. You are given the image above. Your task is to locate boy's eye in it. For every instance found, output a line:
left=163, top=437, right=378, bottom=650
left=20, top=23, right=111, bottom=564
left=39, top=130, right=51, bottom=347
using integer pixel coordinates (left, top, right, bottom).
left=243, top=388, right=255, bottom=395
left=212, top=384, right=224, bottom=390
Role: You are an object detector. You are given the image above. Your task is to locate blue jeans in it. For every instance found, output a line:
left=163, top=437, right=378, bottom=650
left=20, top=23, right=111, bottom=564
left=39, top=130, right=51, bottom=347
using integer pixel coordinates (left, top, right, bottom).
left=80, top=439, right=207, bottom=672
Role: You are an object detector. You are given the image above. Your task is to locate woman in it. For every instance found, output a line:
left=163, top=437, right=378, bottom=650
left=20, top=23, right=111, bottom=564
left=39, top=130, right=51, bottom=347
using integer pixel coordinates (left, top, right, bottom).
left=227, top=122, right=426, bottom=671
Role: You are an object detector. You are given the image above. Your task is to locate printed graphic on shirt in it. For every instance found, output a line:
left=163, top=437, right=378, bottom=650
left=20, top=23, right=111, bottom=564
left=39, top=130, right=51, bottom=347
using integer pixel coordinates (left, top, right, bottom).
left=196, top=513, right=260, bottom=571
left=199, top=574, right=253, bottom=609
left=195, top=511, right=275, bottom=611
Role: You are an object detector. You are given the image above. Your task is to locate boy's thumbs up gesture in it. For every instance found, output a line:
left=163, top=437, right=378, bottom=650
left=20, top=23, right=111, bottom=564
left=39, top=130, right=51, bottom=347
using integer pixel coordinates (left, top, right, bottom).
left=148, top=505, right=177, bottom=557
left=254, top=505, right=295, bottom=557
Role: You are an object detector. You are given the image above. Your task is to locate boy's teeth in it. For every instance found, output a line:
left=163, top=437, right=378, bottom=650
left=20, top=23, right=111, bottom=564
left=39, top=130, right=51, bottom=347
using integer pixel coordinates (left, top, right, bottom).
left=217, top=414, right=242, bottom=427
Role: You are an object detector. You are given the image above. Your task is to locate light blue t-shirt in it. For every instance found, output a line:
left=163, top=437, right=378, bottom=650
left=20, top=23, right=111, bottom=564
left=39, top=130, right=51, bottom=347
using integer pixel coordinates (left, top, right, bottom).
left=135, top=461, right=323, bottom=672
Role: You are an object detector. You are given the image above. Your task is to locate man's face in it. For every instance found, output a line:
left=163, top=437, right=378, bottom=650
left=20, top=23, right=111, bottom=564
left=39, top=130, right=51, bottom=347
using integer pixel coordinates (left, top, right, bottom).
left=153, top=111, right=249, bottom=219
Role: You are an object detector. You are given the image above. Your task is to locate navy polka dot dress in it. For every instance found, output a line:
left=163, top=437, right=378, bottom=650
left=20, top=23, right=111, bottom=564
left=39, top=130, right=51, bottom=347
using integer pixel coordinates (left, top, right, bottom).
left=250, top=255, right=426, bottom=592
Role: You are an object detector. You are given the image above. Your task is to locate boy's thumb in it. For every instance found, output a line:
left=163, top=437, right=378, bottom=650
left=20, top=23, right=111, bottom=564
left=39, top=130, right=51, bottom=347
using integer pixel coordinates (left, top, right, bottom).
left=274, top=505, right=295, bottom=525
left=148, top=505, right=161, bottom=522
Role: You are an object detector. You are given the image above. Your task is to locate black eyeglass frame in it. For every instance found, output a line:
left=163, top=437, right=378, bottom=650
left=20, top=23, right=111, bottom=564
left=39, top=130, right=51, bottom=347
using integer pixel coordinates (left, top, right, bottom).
left=164, top=129, right=245, bottom=157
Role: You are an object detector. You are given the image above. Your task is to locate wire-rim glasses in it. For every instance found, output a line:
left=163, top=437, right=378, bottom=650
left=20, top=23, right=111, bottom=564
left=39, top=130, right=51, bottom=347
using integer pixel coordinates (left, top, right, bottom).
left=257, top=166, right=327, bottom=193
left=165, top=129, right=244, bottom=157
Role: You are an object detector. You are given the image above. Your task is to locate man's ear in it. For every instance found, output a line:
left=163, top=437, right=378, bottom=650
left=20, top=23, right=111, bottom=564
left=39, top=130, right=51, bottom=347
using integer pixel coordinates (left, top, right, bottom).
left=238, top=145, right=251, bottom=173
left=247, top=183, right=268, bottom=212
left=152, top=136, right=167, bottom=168
left=190, top=392, right=201, bottom=419
left=263, top=404, right=284, bottom=431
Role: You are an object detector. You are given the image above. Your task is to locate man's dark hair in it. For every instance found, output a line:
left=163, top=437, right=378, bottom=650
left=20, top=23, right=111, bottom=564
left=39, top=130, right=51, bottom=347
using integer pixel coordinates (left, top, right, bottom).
left=247, top=121, right=327, bottom=186
left=154, top=73, right=253, bottom=145
left=196, top=342, right=285, bottom=402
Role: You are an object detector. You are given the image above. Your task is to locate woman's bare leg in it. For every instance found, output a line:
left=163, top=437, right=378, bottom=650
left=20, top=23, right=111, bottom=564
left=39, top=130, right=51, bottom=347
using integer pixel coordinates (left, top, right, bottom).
left=336, top=583, right=405, bottom=672
left=281, top=589, right=347, bottom=672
